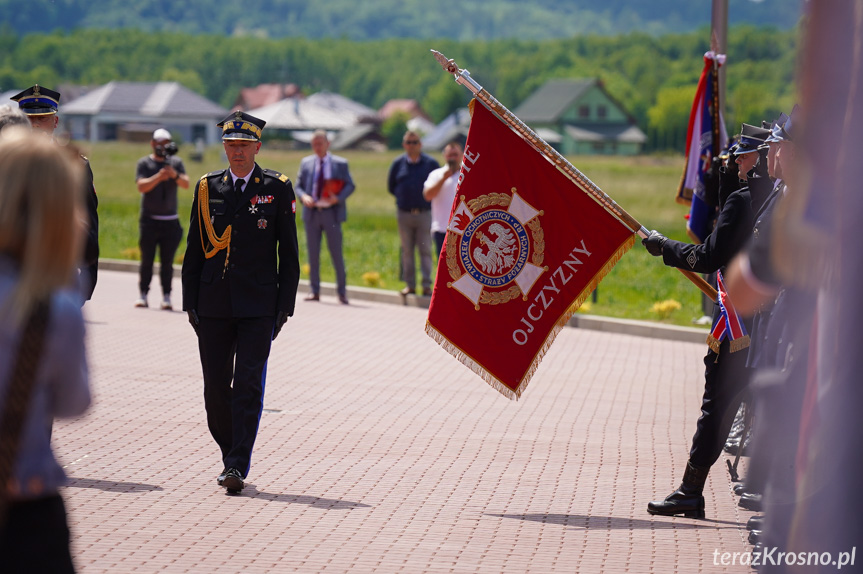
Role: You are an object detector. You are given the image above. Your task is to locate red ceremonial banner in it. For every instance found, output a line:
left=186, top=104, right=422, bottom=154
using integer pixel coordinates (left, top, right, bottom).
left=425, top=101, right=636, bottom=399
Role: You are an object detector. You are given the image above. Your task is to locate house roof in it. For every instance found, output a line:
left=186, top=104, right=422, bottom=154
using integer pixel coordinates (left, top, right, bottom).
left=514, top=79, right=597, bottom=123
left=378, top=99, right=431, bottom=121
left=422, top=107, right=472, bottom=150
left=61, top=82, right=227, bottom=118
left=234, top=83, right=302, bottom=111
left=306, top=91, right=377, bottom=122
left=330, top=124, right=380, bottom=150
left=247, top=97, right=357, bottom=131
left=564, top=123, right=647, bottom=144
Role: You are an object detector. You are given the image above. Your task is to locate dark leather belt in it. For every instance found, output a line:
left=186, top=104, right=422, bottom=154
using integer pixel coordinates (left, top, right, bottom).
left=399, top=208, right=430, bottom=215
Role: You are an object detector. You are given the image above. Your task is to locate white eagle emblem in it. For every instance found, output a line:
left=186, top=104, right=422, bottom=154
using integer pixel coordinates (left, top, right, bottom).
left=473, top=223, right=517, bottom=275
left=445, top=189, right=545, bottom=309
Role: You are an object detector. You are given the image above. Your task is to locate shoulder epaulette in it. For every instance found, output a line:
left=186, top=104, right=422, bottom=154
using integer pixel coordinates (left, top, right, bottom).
left=200, top=169, right=224, bottom=181
left=263, top=168, right=290, bottom=184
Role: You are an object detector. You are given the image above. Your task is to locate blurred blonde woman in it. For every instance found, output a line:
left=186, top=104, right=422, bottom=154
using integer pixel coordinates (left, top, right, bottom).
left=0, top=128, right=91, bottom=573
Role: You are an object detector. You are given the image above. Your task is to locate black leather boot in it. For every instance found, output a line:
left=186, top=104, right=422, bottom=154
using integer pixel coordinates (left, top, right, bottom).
left=647, top=461, right=709, bottom=518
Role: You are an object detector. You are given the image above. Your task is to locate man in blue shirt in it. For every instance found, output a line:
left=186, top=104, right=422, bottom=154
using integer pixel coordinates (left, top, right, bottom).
left=387, top=131, right=440, bottom=296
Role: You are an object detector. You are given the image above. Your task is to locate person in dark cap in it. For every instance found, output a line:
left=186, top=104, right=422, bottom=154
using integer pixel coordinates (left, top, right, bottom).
left=10, top=85, right=100, bottom=302
left=182, top=111, right=300, bottom=494
left=641, top=122, right=769, bottom=518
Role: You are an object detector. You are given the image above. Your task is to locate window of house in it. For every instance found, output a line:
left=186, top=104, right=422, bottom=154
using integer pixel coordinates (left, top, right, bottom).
left=598, top=105, right=608, bottom=118
left=578, top=105, right=590, bottom=118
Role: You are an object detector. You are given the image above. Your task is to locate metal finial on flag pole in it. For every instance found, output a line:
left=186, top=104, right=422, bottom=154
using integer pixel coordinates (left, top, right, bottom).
left=430, top=50, right=717, bottom=301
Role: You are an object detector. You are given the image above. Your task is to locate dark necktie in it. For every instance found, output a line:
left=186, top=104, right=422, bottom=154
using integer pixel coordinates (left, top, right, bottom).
left=314, top=158, right=324, bottom=200
left=234, top=178, right=245, bottom=201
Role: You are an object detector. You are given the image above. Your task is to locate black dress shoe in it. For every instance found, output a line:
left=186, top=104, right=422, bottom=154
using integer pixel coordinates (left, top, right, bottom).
left=738, top=492, right=763, bottom=511
left=748, top=529, right=762, bottom=545
left=400, top=287, right=416, bottom=296
left=647, top=489, right=705, bottom=518
left=217, top=468, right=228, bottom=485
left=304, top=293, right=320, bottom=301
left=222, top=468, right=245, bottom=493
left=733, top=483, right=748, bottom=496
left=747, top=515, right=764, bottom=531
left=338, top=294, right=349, bottom=305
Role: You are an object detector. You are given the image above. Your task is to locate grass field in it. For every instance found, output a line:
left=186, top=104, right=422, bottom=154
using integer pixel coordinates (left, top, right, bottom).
left=83, top=141, right=709, bottom=327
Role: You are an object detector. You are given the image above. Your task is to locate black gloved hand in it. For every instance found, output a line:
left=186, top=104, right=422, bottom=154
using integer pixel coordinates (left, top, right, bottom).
left=642, top=230, right=668, bottom=257
left=187, top=309, right=200, bottom=335
left=272, top=311, right=289, bottom=340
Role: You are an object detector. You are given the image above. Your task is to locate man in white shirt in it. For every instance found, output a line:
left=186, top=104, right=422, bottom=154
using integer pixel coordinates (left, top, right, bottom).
left=422, top=142, right=462, bottom=257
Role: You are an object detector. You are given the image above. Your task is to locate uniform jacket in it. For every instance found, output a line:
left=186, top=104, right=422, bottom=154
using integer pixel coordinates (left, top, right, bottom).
left=294, top=154, right=355, bottom=224
left=81, top=157, right=99, bottom=300
left=181, top=164, right=300, bottom=318
left=662, top=187, right=754, bottom=276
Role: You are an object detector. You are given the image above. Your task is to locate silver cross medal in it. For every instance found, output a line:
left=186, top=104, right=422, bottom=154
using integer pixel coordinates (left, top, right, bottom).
left=249, top=195, right=259, bottom=214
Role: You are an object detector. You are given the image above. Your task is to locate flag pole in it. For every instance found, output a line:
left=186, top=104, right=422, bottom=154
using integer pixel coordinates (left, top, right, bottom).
left=431, top=50, right=718, bottom=301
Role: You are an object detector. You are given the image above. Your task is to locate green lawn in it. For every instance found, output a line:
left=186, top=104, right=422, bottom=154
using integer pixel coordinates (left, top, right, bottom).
left=84, top=141, right=708, bottom=327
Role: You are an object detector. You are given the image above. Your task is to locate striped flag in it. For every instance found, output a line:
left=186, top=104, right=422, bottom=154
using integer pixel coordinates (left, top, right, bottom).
left=676, top=51, right=728, bottom=243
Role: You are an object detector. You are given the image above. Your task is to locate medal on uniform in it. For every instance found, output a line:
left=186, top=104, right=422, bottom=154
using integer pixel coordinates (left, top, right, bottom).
left=249, top=195, right=259, bottom=214
left=257, top=218, right=267, bottom=229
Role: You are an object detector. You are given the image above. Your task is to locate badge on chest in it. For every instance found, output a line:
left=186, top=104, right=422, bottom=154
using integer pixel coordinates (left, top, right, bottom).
left=248, top=194, right=274, bottom=214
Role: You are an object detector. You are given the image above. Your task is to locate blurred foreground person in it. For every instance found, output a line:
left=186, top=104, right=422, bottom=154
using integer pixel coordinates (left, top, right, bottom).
left=727, top=2, right=863, bottom=569
left=0, top=129, right=91, bottom=573
left=0, top=105, right=29, bottom=134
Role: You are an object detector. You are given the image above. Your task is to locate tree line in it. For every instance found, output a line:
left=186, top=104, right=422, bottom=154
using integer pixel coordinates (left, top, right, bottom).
left=0, top=0, right=798, bottom=40
left=0, top=26, right=798, bottom=151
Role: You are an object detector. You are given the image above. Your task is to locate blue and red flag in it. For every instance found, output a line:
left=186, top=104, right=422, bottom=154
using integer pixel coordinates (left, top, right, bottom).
left=676, top=51, right=728, bottom=243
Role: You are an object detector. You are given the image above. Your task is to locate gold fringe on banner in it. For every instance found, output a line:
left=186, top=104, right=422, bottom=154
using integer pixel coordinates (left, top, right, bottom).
left=705, top=332, right=750, bottom=355
left=426, top=233, right=636, bottom=400
left=729, top=334, right=751, bottom=353
left=706, top=334, right=721, bottom=354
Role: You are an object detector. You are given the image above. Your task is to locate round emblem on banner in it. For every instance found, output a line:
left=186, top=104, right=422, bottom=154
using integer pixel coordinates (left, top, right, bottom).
left=446, top=189, right=545, bottom=308
left=460, top=210, right=529, bottom=287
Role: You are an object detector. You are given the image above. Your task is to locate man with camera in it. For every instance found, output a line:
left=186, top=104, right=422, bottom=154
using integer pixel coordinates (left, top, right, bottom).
left=135, top=128, right=190, bottom=310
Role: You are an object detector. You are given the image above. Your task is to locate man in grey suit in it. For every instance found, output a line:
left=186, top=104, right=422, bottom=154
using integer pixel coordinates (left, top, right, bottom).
left=295, top=130, right=356, bottom=304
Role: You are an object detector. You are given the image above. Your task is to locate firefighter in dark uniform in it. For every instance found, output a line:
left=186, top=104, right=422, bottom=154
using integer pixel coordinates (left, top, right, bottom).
left=642, top=123, right=770, bottom=518
left=182, top=111, right=300, bottom=494
left=10, top=85, right=99, bottom=301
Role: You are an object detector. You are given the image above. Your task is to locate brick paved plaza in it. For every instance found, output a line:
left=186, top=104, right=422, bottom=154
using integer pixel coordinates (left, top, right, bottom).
left=56, top=269, right=755, bottom=573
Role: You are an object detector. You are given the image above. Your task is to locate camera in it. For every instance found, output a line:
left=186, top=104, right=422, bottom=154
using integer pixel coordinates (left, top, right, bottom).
left=154, top=141, right=178, bottom=158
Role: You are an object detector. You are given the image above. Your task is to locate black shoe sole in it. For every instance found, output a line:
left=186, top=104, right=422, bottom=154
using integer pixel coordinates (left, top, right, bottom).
left=222, top=476, right=244, bottom=492
left=647, top=507, right=706, bottom=518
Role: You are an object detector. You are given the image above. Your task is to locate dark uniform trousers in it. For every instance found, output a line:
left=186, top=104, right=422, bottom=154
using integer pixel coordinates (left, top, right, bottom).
left=197, top=315, right=273, bottom=475
left=182, top=164, right=300, bottom=479
left=689, top=329, right=753, bottom=468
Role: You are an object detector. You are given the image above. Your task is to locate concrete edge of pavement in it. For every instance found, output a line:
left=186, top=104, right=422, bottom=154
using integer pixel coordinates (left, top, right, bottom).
left=100, top=258, right=709, bottom=346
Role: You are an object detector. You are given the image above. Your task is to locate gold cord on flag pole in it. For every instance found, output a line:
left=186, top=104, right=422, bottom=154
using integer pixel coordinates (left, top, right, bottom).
left=430, top=50, right=717, bottom=302
left=197, top=177, right=232, bottom=277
